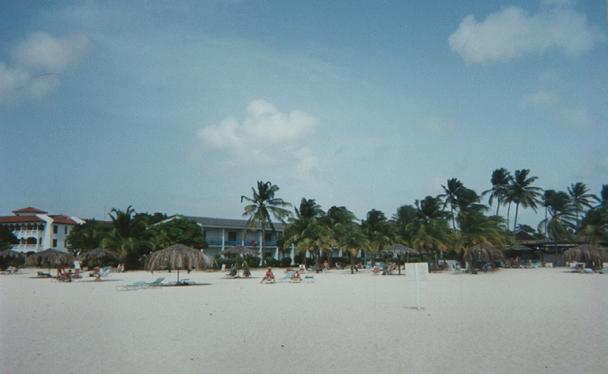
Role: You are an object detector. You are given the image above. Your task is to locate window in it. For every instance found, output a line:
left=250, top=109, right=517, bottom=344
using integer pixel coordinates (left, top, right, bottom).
left=65, top=227, right=68, bottom=234
left=228, top=231, right=237, bottom=242
left=52, top=239, right=57, bottom=248
left=53, top=225, right=58, bottom=234
left=264, top=232, right=272, bottom=242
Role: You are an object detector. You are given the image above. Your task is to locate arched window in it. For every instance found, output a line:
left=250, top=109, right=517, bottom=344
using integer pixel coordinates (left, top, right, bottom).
left=26, top=237, right=37, bottom=245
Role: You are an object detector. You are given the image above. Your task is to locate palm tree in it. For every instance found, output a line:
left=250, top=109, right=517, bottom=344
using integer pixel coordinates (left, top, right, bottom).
left=284, top=198, right=324, bottom=266
left=439, top=178, right=463, bottom=229
left=409, top=196, right=452, bottom=266
left=580, top=208, right=608, bottom=246
left=66, top=219, right=111, bottom=253
left=538, top=190, right=576, bottom=239
left=506, top=169, right=543, bottom=231
left=599, top=185, right=608, bottom=208
left=568, top=182, right=598, bottom=228
left=482, top=168, right=512, bottom=216
left=361, top=210, right=393, bottom=263
left=457, top=209, right=510, bottom=273
left=391, top=204, right=418, bottom=244
left=538, top=190, right=576, bottom=265
left=101, top=206, right=149, bottom=268
left=325, top=206, right=364, bottom=272
left=241, top=181, right=291, bottom=266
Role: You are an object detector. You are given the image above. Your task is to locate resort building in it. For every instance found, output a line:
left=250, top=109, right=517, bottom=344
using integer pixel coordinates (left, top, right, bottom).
left=0, top=207, right=85, bottom=253
left=160, top=215, right=288, bottom=261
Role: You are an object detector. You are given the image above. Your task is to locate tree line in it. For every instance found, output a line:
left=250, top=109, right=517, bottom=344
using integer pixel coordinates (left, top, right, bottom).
left=57, top=168, right=607, bottom=270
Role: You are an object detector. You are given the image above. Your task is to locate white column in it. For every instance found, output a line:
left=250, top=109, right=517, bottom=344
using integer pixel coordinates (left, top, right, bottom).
left=258, top=230, right=263, bottom=266
left=290, top=243, right=295, bottom=265
left=221, top=229, right=225, bottom=252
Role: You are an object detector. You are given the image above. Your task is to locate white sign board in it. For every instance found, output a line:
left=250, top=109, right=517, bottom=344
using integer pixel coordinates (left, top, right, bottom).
left=405, top=262, right=428, bottom=310
left=405, top=262, right=429, bottom=282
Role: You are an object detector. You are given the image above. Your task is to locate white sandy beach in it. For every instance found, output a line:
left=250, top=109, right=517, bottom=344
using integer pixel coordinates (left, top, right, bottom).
left=1, top=268, right=606, bottom=374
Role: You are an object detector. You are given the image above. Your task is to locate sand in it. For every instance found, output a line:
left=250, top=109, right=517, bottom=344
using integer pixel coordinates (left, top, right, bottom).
left=1, top=267, right=606, bottom=374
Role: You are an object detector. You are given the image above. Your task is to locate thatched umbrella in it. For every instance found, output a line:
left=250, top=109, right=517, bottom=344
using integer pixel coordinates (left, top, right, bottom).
left=380, top=244, right=419, bottom=273
left=382, top=244, right=419, bottom=257
left=0, top=249, right=25, bottom=269
left=27, top=248, right=74, bottom=270
left=465, top=244, right=504, bottom=273
left=0, top=249, right=25, bottom=259
left=223, top=245, right=256, bottom=257
left=79, top=248, right=122, bottom=265
left=146, top=244, right=211, bottom=283
left=564, top=245, right=607, bottom=268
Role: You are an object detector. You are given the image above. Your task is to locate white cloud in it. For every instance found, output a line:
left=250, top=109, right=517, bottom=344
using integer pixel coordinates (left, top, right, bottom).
left=0, top=32, right=91, bottom=104
left=11, top=32, right=90, bottom=72
left=521, top=89, right=593, bottom=128
left=423, top=116, right=457, bottom=132
left=558, top=106, right=592, bottom=128
left=449, top=2, right=605, bottom=64
left=198, top=100, right=319, bottom=179
left=521, top=89, right=559, bottom=107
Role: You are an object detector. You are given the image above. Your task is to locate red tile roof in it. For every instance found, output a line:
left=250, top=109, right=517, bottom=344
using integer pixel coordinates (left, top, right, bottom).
left=12, top=207, right=48, bottom=214
left=50, top=215, right=79, bottom=225
left=0, top=216, right=43, bottom=223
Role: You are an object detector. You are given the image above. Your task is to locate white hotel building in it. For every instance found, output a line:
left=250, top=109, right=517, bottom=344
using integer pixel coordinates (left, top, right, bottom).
left=0, top=207, right=85, bottom=253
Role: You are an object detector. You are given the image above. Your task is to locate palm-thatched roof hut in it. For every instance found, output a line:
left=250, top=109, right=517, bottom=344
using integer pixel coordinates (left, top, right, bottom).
left=79, top=248, right=122, bottom=264
left=146, top=244, right=211, bottom=282
left=223, top=245, right=256, bottom=257
left=27, top=248, right=73, bottom=268
left=381, top=244, right=419, bottom=257
left=0, top=249, right=25, bottom=259
left=467, top=244, right=504, bottom=262
left=563, top=244, right=607, bottom=268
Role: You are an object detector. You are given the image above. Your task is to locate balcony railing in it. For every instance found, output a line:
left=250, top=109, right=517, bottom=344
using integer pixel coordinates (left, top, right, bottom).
left=206, top=239, right=278, bottom=247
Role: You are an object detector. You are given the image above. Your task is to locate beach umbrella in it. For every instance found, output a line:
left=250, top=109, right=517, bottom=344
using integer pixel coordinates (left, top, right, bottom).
left=0, top=249, right=25, bottom=259
left=564, top=245, right=607, bottom=267
left=223, top=245, right=256, bottom=257
left=146, top=244, right=211, bottom=283
left=380, top=244, right=419, bottom=272
left=381, top=244, right=419, bottom=257
left=467, top=244, right=504, bottom=262
left=27, top=248, right=74, bottom=270
left=0, top=249, right=25, bottom=268
left=79, top=248, right=122, bottom=265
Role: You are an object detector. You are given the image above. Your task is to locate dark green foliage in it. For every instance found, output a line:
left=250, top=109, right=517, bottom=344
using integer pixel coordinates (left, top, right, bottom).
left=147, top=218, right=206, bottom=249
left=0, top=226, right=18, bottom=250
left=66, top=220, right=111, bottom=253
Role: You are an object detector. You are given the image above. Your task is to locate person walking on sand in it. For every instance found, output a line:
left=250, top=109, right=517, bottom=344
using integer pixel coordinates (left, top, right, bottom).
left=260, top=267, right=275, bottom=284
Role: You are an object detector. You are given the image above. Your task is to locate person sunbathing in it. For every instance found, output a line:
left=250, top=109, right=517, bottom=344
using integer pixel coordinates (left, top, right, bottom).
left=227, top=264, right=237, bottom=277
left=290, top=270, right=301, bottom=283
left=260, top=267, right=276, bottom=283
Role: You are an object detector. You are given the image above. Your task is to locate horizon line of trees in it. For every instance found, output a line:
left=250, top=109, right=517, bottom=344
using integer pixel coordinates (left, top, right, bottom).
left=38, top=167, right=606, bottom=270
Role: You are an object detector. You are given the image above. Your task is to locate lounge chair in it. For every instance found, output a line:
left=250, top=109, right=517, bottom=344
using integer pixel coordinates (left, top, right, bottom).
left=36, top=271, right=52, bottom=278
left=94, top=267, right=111, bottom=280
left=118, top=277, right=165, bottom=290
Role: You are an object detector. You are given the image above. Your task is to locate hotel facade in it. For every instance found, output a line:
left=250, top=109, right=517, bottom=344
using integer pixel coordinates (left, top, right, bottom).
left=161, top=215, right=292, bottom=262
left=0, top=207, right=85, bottom=253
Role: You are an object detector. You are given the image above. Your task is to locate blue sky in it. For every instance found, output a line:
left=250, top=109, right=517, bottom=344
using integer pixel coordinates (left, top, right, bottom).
left=1, top=0, right=607, bottom=228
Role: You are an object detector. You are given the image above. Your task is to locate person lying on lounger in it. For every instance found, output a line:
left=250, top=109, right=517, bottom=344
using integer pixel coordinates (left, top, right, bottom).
left=260, top=267, right=275, bottom=283
left=290, top=270, right=301, bottom=283
left=227, top=264, right=237, bottom=277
